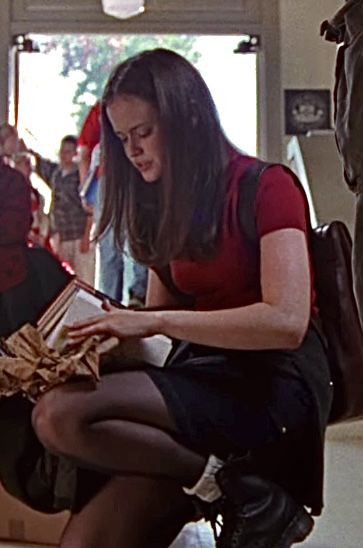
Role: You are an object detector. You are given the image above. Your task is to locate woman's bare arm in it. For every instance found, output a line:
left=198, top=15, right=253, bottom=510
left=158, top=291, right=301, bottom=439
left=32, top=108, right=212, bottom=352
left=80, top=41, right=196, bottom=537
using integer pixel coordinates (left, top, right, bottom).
left=68, top=229, right=310, bottom=351
left=153, top=228, right=310, bottom=350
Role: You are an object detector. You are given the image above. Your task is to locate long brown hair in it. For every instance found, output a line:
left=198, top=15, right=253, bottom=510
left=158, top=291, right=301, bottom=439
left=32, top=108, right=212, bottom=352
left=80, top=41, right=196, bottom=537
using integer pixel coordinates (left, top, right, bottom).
left=99, top=48, right=229, bottom=267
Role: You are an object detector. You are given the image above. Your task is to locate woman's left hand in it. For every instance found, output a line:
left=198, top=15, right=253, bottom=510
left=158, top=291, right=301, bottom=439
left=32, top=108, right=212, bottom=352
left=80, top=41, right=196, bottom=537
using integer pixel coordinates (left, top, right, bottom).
left=66, top=300, right=160, bottom=345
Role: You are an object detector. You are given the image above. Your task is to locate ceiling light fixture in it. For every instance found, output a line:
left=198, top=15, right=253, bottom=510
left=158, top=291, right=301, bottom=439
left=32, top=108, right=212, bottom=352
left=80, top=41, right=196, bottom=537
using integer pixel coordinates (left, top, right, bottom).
left=102, top=0, right=145, bottom=20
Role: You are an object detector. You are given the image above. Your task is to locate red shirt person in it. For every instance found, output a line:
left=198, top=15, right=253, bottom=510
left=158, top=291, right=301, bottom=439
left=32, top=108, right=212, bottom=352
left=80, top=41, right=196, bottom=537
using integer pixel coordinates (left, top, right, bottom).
left=78, top=101, right=101, bottom=185
left=0, top=157, right=32, bottom=292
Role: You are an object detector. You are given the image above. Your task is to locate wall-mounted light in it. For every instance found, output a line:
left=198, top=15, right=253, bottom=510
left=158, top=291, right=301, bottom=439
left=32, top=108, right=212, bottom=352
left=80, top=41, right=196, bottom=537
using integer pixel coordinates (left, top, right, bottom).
left=101, top=0, right=145, bottom=19
left=11, top=35, right=40, bottom=126
left=13, top=34, right=40, bottom=53
left=234, top=35, right=261, bottom=54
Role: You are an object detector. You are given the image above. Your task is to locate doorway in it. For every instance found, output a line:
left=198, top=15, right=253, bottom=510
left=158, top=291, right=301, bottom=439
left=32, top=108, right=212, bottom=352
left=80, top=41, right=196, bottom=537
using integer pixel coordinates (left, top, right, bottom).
left=16, top=33, right=257, bottom=209
left=16, top=33, right=257, bottom=157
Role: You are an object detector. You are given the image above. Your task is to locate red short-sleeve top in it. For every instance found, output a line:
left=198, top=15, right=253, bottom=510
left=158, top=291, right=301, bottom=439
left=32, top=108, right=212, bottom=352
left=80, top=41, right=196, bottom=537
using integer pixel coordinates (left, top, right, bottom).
left=170, top=153, right=317, bottom=313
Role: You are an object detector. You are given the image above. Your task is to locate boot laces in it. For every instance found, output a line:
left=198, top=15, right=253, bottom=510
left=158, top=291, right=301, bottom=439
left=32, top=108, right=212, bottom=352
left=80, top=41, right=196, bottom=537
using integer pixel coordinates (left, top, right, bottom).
left=215, top=499, right=246, bottom=548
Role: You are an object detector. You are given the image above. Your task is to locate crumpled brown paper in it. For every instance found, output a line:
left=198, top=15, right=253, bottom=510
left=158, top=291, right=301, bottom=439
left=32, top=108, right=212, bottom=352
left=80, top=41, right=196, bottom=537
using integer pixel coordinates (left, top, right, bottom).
left=0, top=324, right=100, bottom=402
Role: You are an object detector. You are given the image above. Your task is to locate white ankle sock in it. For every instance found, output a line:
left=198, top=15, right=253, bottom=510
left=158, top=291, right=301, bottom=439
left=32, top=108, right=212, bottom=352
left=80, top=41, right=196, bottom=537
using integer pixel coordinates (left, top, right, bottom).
left=183, top=455, right=224, bottom=503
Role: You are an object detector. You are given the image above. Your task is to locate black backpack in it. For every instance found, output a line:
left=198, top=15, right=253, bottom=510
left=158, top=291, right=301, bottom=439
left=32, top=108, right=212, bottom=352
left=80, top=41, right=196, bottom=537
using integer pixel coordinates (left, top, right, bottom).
left=239, top=161, right=363, bottom=424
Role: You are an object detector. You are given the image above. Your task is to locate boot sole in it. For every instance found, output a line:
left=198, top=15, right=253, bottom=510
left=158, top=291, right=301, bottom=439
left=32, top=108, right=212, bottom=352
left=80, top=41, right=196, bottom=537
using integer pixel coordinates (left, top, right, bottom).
left=274, top=507, right=314, bottom=548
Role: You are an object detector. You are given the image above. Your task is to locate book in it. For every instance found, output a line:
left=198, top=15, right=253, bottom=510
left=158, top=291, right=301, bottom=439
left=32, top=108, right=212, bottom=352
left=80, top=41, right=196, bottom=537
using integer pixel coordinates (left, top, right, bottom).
left=79, top=143, right=100, bottom=207
left=36, top=278, right=172, bottom=367
left=79, top=169, right=98, bottom=207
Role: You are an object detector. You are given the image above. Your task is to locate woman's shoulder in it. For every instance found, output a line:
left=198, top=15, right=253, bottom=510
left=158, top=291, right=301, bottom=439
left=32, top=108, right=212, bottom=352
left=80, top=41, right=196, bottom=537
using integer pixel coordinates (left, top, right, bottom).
left=256, top=164, right=309, bottom=236
left=257, top=164, right=306, bottom=205
left=225, top=154, right=309, bottom=236
left=227, top=154, right=304, bottom=204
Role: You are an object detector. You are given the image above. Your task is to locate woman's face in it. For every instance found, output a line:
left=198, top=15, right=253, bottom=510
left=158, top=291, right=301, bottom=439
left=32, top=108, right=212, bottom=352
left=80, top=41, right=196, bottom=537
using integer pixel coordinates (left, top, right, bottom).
left=107, top=94, right=164, bottom=183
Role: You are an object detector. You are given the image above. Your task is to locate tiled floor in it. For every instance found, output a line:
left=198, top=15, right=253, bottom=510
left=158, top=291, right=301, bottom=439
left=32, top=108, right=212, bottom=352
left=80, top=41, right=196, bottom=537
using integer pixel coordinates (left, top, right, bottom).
left=0, top=523, right=215, bottom=548
left=302, top=436, right=363, bottom=548
left=1, top=428, right=363, bottom=547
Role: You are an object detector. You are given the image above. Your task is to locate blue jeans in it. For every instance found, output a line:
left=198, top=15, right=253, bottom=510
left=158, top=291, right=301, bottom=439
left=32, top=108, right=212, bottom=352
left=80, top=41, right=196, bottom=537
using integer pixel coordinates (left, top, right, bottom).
left=97, top=226, right=124, bottom=301
left=95, top=179, right=147, bottom=303
left=97, top=226, right=147, bottom=303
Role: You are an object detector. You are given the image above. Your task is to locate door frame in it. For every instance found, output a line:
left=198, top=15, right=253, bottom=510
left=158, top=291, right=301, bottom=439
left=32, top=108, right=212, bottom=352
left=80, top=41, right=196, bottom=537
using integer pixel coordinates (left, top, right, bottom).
left=1, top=0, right=282, bottom=161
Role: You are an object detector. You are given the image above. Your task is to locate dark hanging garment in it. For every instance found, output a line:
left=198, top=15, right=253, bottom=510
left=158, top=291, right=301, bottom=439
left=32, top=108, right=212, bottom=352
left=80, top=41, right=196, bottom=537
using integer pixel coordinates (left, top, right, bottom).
left=321, top=0, right=363, bottom=327
left=321, top=0, right=363, bottom=193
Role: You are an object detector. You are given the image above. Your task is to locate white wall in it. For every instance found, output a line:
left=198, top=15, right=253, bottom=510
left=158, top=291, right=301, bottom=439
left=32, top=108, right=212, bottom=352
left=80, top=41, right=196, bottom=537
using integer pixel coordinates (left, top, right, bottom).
left=280, top=0, right=340, bottom=88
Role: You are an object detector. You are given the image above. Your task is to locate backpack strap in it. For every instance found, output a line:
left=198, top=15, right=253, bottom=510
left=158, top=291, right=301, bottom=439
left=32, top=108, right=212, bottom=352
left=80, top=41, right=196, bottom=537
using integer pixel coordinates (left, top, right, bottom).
left=238, top=160, right=275, bottom=246
left=154, top=160, right=274, bottom=308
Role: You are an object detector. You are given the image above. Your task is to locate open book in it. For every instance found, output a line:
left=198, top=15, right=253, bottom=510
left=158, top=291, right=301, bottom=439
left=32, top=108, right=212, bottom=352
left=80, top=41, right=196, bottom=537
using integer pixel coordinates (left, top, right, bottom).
left=36, top=278, right=172, bottom=367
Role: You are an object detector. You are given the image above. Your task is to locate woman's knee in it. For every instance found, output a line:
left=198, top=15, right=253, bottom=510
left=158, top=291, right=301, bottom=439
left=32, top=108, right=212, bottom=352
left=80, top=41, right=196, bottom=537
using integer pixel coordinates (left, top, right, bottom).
left=32, top=385, right=83, bottom=453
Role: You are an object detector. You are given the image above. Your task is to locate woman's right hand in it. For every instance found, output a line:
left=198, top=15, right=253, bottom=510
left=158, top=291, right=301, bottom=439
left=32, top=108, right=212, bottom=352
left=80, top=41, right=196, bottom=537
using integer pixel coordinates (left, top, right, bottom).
left=66, top=300, right=161, bottom=346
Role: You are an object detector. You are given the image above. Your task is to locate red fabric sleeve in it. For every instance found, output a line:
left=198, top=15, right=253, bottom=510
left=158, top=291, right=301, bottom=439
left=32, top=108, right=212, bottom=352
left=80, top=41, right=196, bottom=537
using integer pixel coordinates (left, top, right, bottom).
left=255, top=165, right=308, bottom=238
left=78, top=102, right=101, bottom=153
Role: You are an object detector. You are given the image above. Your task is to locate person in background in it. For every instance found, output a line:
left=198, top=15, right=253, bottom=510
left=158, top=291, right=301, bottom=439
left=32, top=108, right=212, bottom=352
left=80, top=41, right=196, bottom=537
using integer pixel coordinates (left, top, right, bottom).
left=79, top=101, right=147, bottom=304
left=77, top=107, right=122, bottom=297
left=0, top=124, right=50, bottom=250
left=0, top=142, right=32, bottom=336
left=14, top=148, right=50, bottom=250
left=0, top=123, right=20, bottom=164
left=29, top=135, right=95, bottom=285
left=78, top=101, right=101, bottom=187
left=32, top=49, right=332, bottom=548
left=0, top=124, right=71, bottom=337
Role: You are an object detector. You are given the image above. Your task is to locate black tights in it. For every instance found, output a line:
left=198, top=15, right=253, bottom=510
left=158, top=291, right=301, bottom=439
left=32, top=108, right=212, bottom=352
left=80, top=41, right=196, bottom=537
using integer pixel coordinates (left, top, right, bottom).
left=32, top=371, right=206, bottom=547
left=61, top=476, right=197, bottom=548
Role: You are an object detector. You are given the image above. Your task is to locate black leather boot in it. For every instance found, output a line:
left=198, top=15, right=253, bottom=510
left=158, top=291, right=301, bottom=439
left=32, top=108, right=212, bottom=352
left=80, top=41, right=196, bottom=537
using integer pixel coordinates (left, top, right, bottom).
left=215, top=465, right=314, bottom=548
